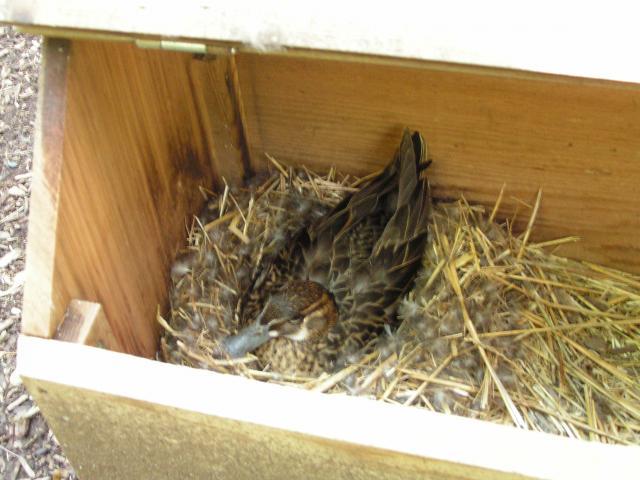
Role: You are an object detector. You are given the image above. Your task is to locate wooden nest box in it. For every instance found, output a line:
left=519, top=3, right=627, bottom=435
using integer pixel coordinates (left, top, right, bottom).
left=3, top=2, right=640, bottom=479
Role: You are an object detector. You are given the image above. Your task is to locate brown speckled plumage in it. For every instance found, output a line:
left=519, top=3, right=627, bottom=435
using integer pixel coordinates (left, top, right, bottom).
left=225, top=130, right=432, bottom=375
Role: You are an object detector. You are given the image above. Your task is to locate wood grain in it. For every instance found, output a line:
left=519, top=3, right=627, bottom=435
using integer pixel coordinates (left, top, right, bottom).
left=19, top=336, right=640, bottom=480
left=189, top=49, right=250, bottom=186
left=22, top=40, right=219, bottom=355
left=55, top=300, right=125, bottom=353
left=21, top=37, right=70, bottom=340
left=236, top=52, right=640, bottom=273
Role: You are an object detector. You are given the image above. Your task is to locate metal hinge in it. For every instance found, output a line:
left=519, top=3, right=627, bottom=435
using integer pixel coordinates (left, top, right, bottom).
left=134, top=39, right=208, bottom=54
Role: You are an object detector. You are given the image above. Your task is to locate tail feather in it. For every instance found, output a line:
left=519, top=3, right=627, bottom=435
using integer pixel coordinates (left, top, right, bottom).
left=303, top=140, right=403, bottom=288
left=318, top=130, right=432, bottom=370
left=367, top=131, right=431, bottom=313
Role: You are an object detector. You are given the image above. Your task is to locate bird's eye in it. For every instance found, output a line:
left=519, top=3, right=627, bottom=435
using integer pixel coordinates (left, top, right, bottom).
left=267, top=315, right=303, bottom=337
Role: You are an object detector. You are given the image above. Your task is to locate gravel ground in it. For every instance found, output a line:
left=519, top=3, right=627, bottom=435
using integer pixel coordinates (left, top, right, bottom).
left=0, top=27, right=76, bottom=480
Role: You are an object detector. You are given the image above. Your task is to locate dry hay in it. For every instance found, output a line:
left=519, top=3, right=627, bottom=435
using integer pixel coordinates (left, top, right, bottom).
left=159, top=157, right=640, bottom=445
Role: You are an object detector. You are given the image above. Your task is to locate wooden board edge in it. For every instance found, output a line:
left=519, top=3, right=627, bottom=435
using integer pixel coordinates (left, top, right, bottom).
left=17, top=335, right=640, bottom=480
left=21, top=37, right=70, bottom=339
left=54, top=300, right=126, bottom=353
left=188, top=50, right=250, bottom=186
left=2, top=1, right=640, bottom=84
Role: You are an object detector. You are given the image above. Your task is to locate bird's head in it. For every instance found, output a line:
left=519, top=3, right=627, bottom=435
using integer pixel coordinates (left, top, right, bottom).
left=221, top=280, right=338, bottom=358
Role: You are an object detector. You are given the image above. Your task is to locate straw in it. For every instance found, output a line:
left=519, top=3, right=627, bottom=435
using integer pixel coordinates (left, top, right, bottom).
left=160, top=155, right=640, bottom=445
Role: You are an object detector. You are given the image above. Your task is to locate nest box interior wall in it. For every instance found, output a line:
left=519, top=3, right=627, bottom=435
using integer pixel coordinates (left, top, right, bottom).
left=235, top=52, right=640, bottom=275
left=22, top=38, right=640, bottom=359
left=23, top=39, right=221, bottom=355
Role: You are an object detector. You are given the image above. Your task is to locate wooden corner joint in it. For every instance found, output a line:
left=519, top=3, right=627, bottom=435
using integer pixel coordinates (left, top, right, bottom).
left=54, top=300, right=126, bottom=353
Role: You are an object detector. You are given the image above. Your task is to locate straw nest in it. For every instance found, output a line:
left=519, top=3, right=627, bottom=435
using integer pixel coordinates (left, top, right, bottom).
left=159, top=157, right=640, bottom=445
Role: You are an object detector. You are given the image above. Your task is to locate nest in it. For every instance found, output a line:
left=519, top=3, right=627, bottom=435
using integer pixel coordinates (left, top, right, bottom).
left=159, top=157, right=640, bottom=445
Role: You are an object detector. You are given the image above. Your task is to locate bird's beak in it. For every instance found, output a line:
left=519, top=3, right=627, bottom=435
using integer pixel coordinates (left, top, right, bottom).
left=220, top=321, right=272, bottom=358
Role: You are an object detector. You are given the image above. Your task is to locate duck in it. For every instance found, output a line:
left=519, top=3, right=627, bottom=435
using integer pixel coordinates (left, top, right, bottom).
left=221, top=130, right=432, bottom=375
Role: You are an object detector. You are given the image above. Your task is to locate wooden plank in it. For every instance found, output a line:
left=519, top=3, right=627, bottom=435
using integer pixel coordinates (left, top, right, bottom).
left=21, top=37, right=70, bottom=340
left=21, top=40, right=217, bottom=355
left=236, top=52, right=640, bottom=273
left=18, top=335, right=640, bottom=480
left=189, top=49, right=250, bottom=186
left=2, top=1, right=640, bottom=84
left=55, top=300, right=125, bottom=353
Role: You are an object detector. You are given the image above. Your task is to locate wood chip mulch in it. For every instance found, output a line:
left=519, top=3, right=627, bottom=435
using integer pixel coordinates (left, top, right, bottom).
left=0, top=27, right=76, bottom=480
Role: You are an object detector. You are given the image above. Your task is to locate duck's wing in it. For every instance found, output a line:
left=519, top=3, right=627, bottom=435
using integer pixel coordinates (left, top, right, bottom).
left=321, top=130, right=432, bottom=370
left=240, top=154, right=397, bottom=325
left=302, top=137, right=404, bottom=295
left=371, top=131, right=432, bottom=307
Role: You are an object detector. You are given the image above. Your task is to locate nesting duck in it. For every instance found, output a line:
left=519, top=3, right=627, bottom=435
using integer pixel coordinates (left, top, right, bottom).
left=222, top=130, right=432, bottom=375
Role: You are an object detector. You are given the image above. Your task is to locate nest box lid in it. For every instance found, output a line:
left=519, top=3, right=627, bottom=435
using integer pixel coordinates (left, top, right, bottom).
left=1, top=1, right=639, bottom=84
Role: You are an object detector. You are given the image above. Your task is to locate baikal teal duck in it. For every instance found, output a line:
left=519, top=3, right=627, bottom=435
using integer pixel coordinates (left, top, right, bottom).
left=220, top=130, right=432, bottom=375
